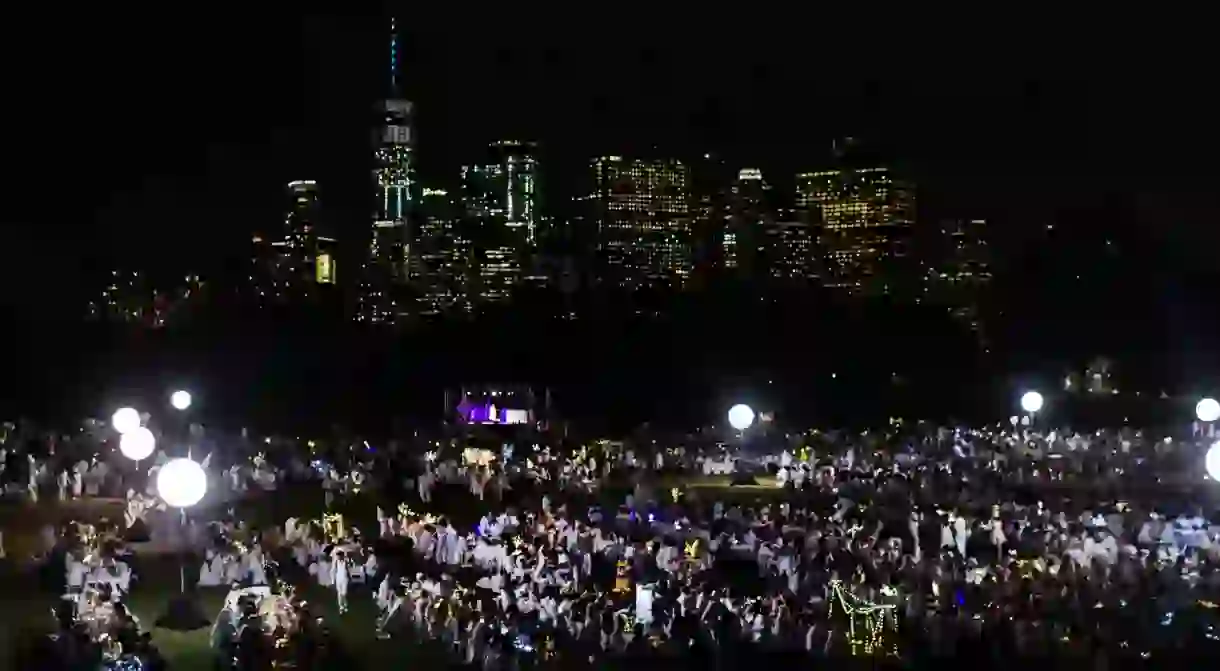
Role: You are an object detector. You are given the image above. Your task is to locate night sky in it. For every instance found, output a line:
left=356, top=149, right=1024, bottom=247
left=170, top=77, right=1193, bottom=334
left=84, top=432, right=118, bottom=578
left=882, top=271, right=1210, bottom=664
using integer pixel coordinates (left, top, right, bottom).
left=4, top=14, right=1220, bottom=366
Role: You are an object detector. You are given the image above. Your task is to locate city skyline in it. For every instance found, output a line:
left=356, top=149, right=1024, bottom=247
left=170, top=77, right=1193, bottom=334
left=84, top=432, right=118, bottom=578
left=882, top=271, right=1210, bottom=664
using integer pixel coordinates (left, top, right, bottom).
left=2, top=13, right=1220, bottom=425
left=4, top=16, right=1219, bottom=364
left=77, top=17, right=984, bottom=329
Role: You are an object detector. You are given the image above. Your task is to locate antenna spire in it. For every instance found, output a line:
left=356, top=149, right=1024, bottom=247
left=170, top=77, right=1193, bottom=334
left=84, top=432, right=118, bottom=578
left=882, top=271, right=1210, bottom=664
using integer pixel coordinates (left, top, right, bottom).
left=389, top=18, right=399, bottom=96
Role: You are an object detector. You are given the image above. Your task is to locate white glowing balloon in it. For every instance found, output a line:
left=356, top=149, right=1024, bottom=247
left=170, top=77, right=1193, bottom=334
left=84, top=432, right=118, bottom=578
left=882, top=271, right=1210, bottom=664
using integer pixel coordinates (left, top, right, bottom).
left=119, top=427, right=156, bottom=461
left=156, top=458, right=208, bottom=508
left=1020, top=391, right=1044, bottom=414
left=170, top=390, right=192, bottom=411
left=1196, top=397, right=1220, bottom=423
left=727, top=404, right=756, bottom=431
left=1207, top=442, right=1220, bottom=481
left=111, top=407, right=142, bottom=435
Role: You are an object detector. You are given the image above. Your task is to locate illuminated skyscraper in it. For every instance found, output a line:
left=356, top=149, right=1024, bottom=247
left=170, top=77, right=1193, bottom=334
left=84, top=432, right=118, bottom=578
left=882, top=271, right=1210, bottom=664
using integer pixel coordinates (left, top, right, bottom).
left=725, top=168, right=772, bottom=276
left=688, top=153, right=731, bottom=286
left=764, top=216, right=819, bottom=285
left=588, top=156, right=691, bottom=289
left=414, top=187, right=473, bottom=316
left=795, top=165, right=914, bottom=296
left=930, top=218, right=991, bottom=333
left=461, top=140, right=540, bottom=304
left=250, top=180, right=336, bottom=306
left=357, top=18, right=416, bottom=324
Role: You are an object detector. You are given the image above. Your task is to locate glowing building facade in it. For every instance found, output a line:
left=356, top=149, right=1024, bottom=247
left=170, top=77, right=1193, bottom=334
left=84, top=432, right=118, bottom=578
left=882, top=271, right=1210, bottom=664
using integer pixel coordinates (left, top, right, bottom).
left=725, top=168, right=772, bottom=276
left=250, top=180, right=336, bottom=306
left=930, top=218, right=990, bottom=332
left=414, top=187, right=473, bottom=316
left=765, top=219, right=819, bottom=284
left=461, top=140, right=540, bottom=304
left=795, top=166, right=914, bottom=296
left=589, top=156, right=691, bottom=289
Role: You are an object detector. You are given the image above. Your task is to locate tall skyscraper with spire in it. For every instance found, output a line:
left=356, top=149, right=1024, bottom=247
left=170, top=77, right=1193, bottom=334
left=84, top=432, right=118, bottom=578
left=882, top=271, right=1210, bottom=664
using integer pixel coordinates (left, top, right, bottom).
left=357, top=18, right=417, bottom=324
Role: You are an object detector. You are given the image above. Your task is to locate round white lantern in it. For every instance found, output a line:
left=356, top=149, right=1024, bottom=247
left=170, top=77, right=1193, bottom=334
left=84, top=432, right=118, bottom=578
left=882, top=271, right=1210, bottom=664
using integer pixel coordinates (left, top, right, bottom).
left=1196, top=397, right=1220, bottom=423
left=1020, top=391, right=1044, bottom=414
left=170, top=390, right=193, bottom=411
left=727, top=404, right=756, bottom=431
left=111, top=407, right=142, bottom=435
left=1207, top=442, right=1220, bottom=481
left=119, top=427, right=156, bottom=461
left=156, top=458, right=208, bottom=509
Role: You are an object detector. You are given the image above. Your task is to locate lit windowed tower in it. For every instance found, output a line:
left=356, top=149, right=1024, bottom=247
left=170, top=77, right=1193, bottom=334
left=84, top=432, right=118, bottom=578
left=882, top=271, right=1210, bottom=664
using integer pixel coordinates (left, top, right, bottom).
left=460, top=140, right=540, bottom=304
left=414, top=187, right=473, bottom=316
left=688, top=153, right=731, bottom=287
left=795, top=165, right=914, bottom=296
left=765, top=216, right=819, bottom=285
left=589, top=156, right=691, bottom=290
left=358, top=18, right=416, bottom=323
left=250, top=180, right=335, bottom=306
left=726, top=168, right=772, bottom=277
left=930, top=218, right=990, bottom=333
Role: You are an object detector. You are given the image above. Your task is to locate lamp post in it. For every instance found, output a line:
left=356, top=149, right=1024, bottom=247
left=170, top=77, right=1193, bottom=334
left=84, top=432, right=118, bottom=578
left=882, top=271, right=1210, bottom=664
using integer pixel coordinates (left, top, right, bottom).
left=726, top=404, right=755, bottom=483
left=153, top=457, right=210, bottom=631
left=118, top=427, right=156, bottom=541
left=1020, top=391, right=1044, bottom=428
left=169, top=389, right=195, bottom=456
left=1196, top=398, right=1219, bottom=439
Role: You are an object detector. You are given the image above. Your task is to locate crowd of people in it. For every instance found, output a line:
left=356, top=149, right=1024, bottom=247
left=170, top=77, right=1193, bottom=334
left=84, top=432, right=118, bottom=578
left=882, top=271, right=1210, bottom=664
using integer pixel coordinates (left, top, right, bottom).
left=5, top=419, right=1220, bottom=668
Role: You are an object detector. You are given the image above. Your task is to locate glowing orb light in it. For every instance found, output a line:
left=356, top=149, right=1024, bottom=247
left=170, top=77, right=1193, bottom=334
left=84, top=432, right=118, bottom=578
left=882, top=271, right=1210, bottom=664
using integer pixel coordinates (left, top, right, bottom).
left=156, top=458, right=208, bottom=509
left=111, top=407, right=141, bottom=435
left=170, top=390, right=192, bottom=411
left=1207, top=442, right=1220, bottom=481
left=1020, top=391, right=1044, bottom=414
left=119, top=427, right=156, bottom=461
left=1197, top=397, right=1220, bottom=423
left=727, top=404, right=756, bottom=431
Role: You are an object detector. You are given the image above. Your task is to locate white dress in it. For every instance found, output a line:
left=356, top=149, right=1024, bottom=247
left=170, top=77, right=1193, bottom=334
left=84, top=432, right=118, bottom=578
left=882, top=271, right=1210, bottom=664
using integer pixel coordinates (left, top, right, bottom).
left=247, top=550, right=267, bottom=585
left=224, top=556, right=243, bottom=584
left=311, top=560, right=332, bottom=586
left=990, top=520, right=1007, bottom=548
left=66, top=560, right=87, bottom=590
left=198, top=551, right=220, bottom=587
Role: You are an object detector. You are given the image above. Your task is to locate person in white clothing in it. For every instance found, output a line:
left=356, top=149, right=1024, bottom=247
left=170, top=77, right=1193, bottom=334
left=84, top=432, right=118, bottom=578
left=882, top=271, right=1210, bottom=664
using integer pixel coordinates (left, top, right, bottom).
left=333, top=551, right=351, bottom=614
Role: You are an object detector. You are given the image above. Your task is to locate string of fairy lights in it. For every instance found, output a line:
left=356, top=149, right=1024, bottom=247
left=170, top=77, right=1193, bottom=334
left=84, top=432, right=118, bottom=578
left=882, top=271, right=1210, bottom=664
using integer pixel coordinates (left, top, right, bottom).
left=827, top=579, right=899, bottom=657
